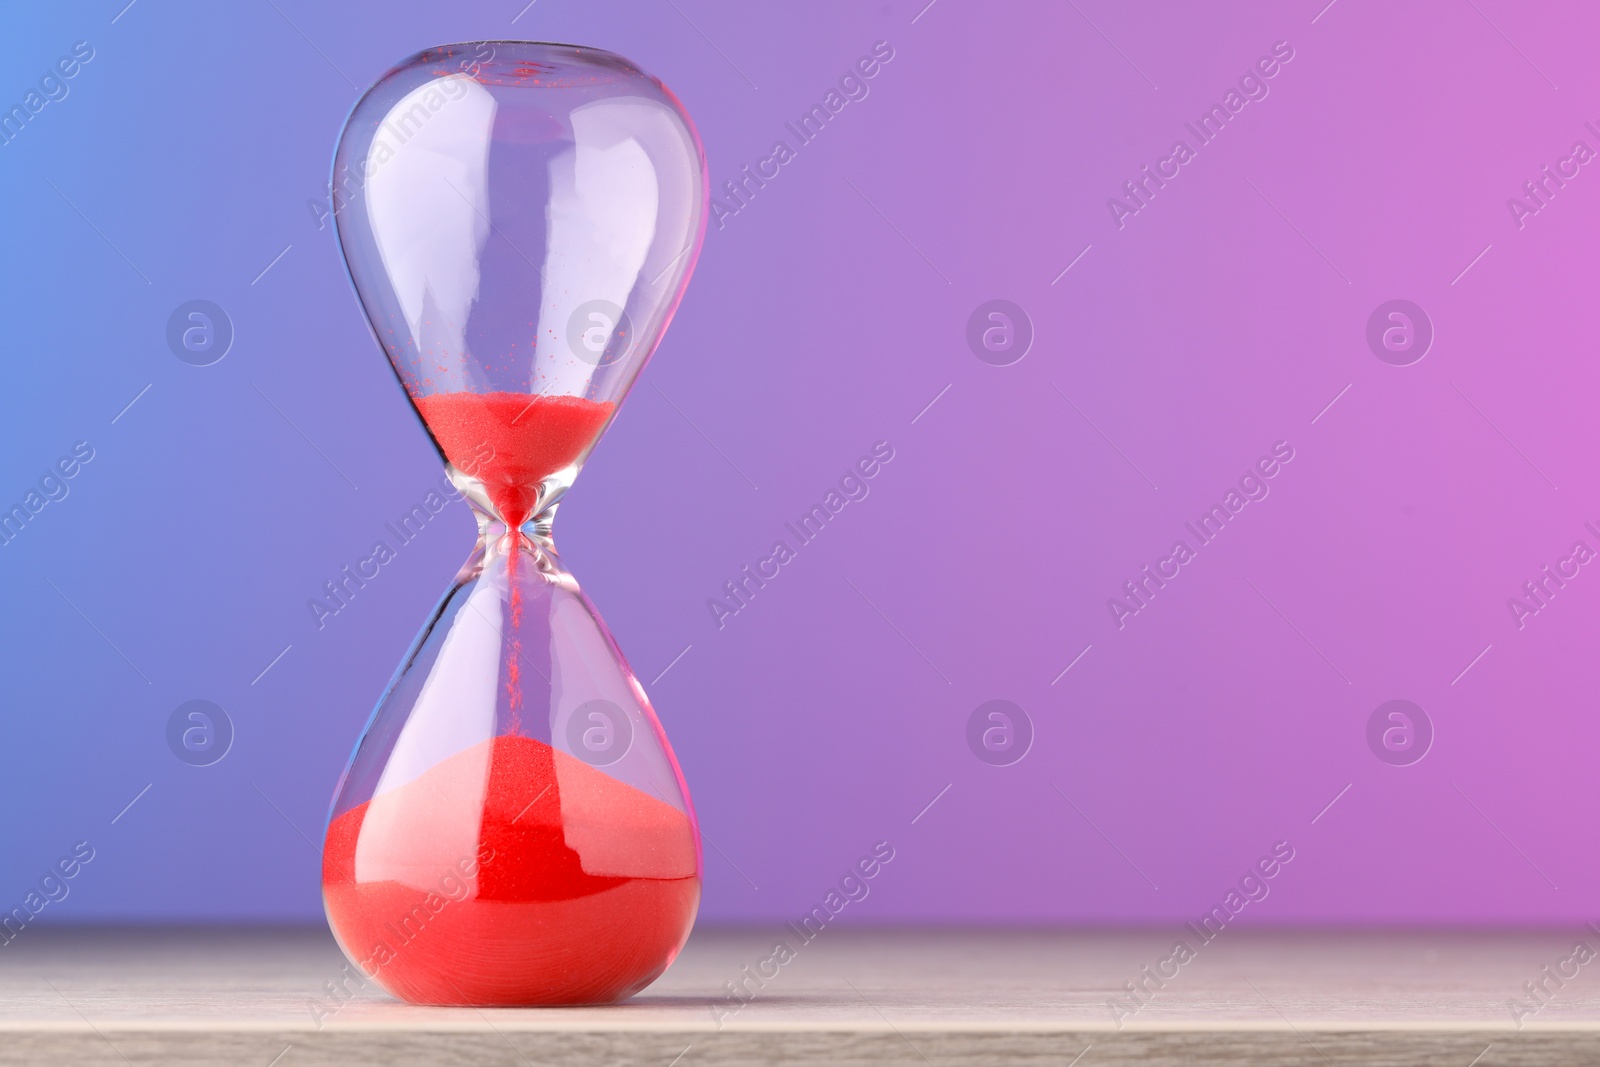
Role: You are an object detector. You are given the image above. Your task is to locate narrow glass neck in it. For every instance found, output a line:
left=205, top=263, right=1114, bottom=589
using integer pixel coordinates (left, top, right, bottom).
left=446, top=463, right=575, bottom=548
left=454, top=516, right=575, bottom=590
left=469, top=501, right=560, bottom=550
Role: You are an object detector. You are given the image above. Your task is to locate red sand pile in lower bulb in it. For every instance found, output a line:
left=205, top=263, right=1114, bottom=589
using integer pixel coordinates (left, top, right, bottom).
left=322, top=735, right=699, bottom=1005
left=413, top=391, right=614, bottom=527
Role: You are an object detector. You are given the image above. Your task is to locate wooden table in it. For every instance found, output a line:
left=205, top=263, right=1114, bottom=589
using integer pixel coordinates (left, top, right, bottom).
left=2, top=926, right=1597, bottom=1065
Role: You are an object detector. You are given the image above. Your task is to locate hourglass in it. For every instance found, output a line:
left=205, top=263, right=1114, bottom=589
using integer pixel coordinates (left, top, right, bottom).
left=320, top=42, right=707, bottom=1006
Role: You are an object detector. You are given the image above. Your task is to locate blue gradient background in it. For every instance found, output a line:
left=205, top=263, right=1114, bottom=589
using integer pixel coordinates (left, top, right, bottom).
left=4, top=0, right=1600, bottom=927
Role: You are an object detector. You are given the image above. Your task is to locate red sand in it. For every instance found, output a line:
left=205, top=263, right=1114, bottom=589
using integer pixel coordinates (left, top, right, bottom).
left=413, top=392, right=613, bottom=527
left=322, top=735, right=699, bottom=1005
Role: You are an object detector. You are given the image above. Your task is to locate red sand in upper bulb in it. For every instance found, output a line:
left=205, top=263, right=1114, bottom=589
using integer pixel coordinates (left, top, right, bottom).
left=413, top=392, right=613, bottom=527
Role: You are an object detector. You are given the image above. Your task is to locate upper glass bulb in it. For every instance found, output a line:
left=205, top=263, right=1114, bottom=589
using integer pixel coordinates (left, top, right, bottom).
left=332, top=42, right=708, bottom=527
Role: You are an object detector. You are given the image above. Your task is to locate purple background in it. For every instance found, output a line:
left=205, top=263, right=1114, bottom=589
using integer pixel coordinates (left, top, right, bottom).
left=2, top=0, right=1597, bottom=927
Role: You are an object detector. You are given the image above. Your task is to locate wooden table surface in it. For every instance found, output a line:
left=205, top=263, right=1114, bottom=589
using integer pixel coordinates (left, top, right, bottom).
left=2, top=926, right=1598, bottom=1065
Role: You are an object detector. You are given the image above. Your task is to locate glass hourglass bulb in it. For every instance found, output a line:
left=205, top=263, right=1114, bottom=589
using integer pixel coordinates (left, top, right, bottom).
left=320, top=41, right=708, bottom=1006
